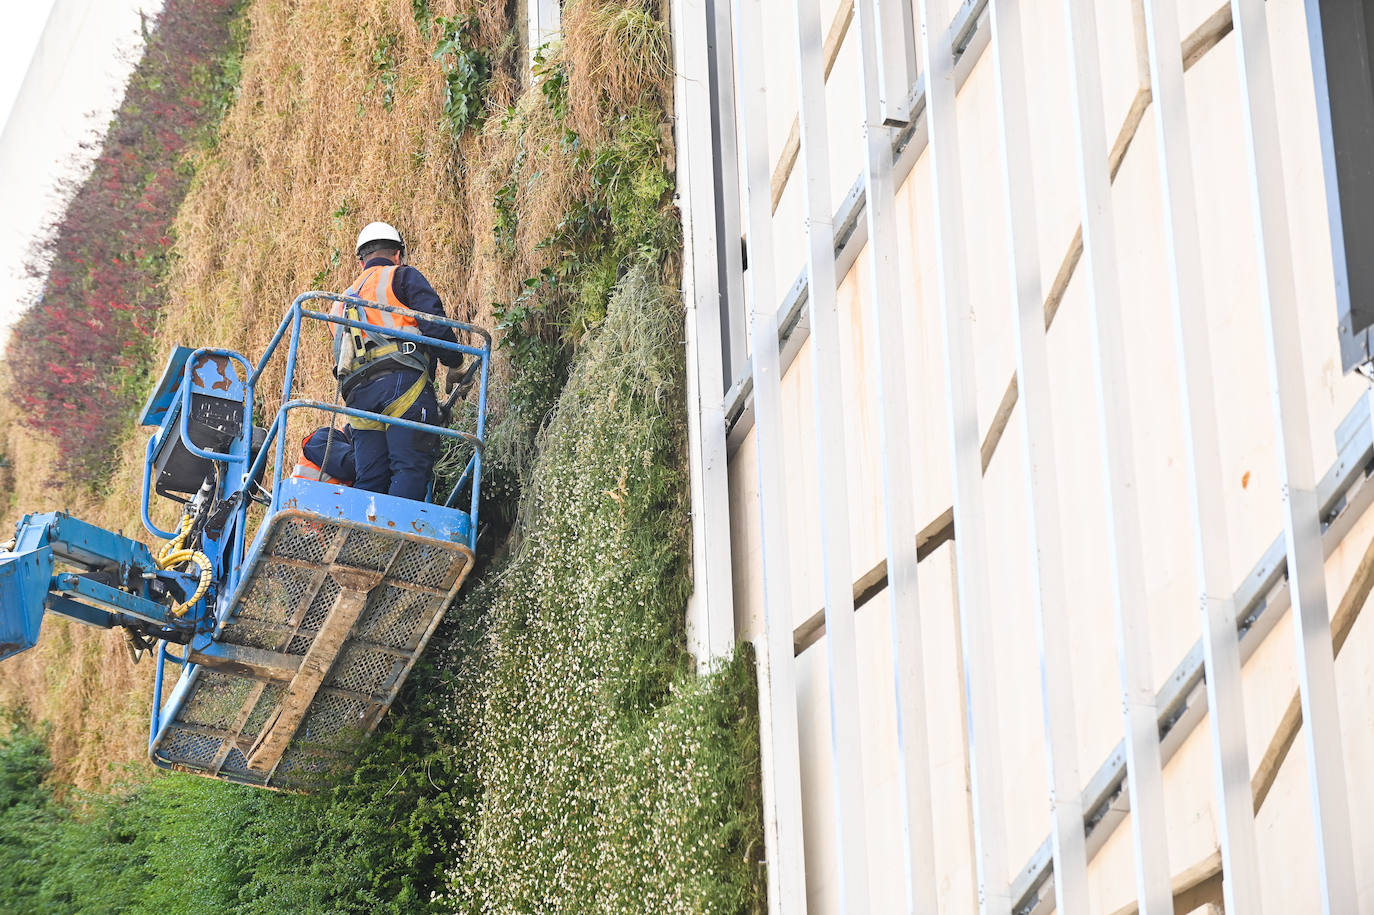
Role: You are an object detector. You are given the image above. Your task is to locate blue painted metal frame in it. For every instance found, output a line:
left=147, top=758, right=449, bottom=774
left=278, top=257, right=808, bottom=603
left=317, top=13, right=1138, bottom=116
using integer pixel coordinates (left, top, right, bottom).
left=141, top=292, right=490, bottom=758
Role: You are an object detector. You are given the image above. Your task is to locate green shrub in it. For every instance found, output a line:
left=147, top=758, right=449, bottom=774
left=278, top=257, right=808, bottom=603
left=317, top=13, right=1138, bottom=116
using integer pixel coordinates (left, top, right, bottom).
left=434, top=15, right=491, bottom=137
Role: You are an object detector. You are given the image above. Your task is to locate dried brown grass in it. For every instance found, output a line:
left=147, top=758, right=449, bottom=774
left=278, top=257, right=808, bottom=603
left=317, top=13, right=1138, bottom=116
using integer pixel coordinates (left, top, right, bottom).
left=0, top=0, right=677, bottom=791
left=562, top=0, right=672, bottom=139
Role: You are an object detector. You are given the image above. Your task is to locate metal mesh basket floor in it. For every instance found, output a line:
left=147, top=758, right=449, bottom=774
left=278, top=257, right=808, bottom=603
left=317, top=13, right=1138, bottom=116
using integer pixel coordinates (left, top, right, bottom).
left=152, top=507, right=473, bottom=789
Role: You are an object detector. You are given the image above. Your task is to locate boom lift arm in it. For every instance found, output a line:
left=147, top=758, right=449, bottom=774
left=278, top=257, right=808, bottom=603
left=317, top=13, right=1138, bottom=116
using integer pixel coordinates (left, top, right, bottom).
left=0, top=291, right=490, bottom=789
left=0, top=512, right=205, bottom=661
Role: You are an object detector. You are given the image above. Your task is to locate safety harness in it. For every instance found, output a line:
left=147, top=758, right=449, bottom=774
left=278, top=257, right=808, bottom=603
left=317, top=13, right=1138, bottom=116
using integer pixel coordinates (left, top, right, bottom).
left=332, top=265, right=429, bottom=397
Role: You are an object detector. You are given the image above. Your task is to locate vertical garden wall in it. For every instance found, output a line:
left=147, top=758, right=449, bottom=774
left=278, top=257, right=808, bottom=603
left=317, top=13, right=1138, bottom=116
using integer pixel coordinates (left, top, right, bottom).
left=0, top=0, right=766, bottom=909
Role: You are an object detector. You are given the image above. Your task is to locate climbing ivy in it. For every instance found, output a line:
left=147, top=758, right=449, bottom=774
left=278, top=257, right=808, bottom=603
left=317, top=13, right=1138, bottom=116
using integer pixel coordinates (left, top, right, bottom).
left=434, top=14, right=491, bottom=137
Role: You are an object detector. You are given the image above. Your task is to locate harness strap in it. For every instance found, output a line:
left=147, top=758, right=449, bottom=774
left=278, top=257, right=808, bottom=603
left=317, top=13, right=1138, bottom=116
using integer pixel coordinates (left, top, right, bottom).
left=350, top=372, right=430, bottom=431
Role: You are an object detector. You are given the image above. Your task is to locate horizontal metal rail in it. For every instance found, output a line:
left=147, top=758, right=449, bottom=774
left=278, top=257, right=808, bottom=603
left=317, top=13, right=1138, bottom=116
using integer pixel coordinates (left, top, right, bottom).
left=1010, top=391, right=1374, bottom=914
left=253, top=291, right=491, bottom=385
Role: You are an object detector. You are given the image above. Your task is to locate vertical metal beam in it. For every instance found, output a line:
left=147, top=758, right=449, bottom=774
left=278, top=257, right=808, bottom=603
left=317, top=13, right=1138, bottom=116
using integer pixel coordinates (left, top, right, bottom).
left=1139, top=3, right=1264, bottom=912
left=706, top=0, right=749, bottom=388
left=875, top=0, right=918, bottom=125
left=673, top=0, right=737, bottom=667
left=853, top=0, right=938, bottom=908
left=985, top=2, right=1089, bottom=912
left=730, top=0, right=808, bottom=906
left=1059, top=1, right=1173, bottom=911
left=1229, top=0, right=1360, bottom=909
left=914, top=5, right=1010, bottom=911
left=790, top=0, right=873, bottom=902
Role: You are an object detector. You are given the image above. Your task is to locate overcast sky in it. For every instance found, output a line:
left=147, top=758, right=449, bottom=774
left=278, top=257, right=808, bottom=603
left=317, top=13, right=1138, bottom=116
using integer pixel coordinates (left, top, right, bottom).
left=0, top=0, right=162, bottom=343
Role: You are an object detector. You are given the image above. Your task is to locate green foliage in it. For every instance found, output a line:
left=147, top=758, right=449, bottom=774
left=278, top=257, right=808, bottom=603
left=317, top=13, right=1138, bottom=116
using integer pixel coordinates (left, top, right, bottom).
left=527, top=107, right=678, bottom=342
left=492, top=175, right=519, bottom=253
left=412, top=0, right=431, bottom=36
left=371, top=33, right=400, bottom=110
left=443, top=266, right=765, bottom=912
left=434, top=15, right=491, bottom=137
left=0, top=643, right=483, bottom=914
left=0, top=723, right=60, bottom=905
left=534, top=47, right=568, bottom=120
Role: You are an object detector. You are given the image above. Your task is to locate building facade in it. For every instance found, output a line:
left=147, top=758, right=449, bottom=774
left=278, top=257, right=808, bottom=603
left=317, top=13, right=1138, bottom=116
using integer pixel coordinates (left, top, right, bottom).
left=668, top=0, right=1374, bottom=911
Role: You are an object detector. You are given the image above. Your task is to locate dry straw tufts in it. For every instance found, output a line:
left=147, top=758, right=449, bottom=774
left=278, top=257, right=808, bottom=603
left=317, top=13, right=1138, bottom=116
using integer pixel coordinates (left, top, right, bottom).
left=0, top=0, right=681, bottom=792
left=562, top=0, right=672, bottom=140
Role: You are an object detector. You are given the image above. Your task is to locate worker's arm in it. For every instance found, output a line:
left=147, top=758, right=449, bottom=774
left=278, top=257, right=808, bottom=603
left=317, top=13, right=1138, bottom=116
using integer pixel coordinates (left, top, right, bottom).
left=393, top=265, right=464, bottom=366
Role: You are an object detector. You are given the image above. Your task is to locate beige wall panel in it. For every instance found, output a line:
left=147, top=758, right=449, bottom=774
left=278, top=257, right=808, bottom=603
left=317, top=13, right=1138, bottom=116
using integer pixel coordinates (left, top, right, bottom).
left=1321, top=504, right=1374, bottom=904
left=1184, top=16, right=1364, bottom=571
left=771, top=169, right=807, bottom=301
left=760, top=0, right=799, bottom=167
left=794, top=641, right=842, bottom=911
left=853, top=591, right=919, bottom=907
left=777, top=335, right=825, bottom=624
left=834, top=255, right=903, bottom=579
left=1040, top=273, right=1123, bottom=778
left=727, top=431, right=765, bottom=643
left=1183, top=33, right=1287, bottom=607
left=1086, top=714, right=1223, bottom=913
left=1257, top=735, right=1324, bottom=906
left=891, top=156, right=958, bottom=523
left=914, top=542, right=978, bottom=911
left=940, top=53, right=1022, bottom=431
left=976, top=419, right=1052, bottom=869
left=824, top=14, right=864, bottom=191
left=1104, top=111, right=1203, bottom=691
left=1017, top=4, right=1087, bottom=300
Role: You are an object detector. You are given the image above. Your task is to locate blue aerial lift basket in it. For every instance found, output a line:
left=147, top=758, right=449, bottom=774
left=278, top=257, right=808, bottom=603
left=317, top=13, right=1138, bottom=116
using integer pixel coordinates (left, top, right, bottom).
left=0, top=292, right=489, bottom=790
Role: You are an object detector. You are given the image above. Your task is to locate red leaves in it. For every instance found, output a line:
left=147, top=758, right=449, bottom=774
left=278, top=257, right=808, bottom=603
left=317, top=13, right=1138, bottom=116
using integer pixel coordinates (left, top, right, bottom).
left=5, top=0, right=241, bottom=487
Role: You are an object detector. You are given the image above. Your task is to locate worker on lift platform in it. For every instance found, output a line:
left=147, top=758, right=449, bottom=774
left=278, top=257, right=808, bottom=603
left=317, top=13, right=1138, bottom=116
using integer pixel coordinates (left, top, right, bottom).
left=294, top=425, right=356, bottom=485
left=332, top=221, right=464, bottom=500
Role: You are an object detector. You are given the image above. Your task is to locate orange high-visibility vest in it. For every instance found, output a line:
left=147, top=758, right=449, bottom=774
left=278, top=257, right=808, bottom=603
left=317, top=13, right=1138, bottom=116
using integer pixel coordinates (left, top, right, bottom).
left=292, top=459, right=349, bottom=486
left=332, top=265, right=428, bottom=392
left=291, top=429, right=351, bottom=485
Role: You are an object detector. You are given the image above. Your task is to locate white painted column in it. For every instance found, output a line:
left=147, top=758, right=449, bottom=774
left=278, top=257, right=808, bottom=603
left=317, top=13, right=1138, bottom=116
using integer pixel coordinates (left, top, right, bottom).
left=672, top=0, right=737, bottom=668
left=986, top=1, right=1089, bottom=911
left=789, top=0, right=873, bottom=903
left=730, top=0, right=808, bottom=906
left=854, top=0, right=938, bottom=908
left=914, top=3, right=1011, bottom=911
left=1059, top=0, right=1173, bottom=910
left=1139, top=2, right=1263, bottom=912
left=1230, top=0, right=1359, bottom=909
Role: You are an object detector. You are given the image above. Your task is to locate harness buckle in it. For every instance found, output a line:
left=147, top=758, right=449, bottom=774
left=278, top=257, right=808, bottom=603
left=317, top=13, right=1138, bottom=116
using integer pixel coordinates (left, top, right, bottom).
left=399, top=341, right=417, bottom=355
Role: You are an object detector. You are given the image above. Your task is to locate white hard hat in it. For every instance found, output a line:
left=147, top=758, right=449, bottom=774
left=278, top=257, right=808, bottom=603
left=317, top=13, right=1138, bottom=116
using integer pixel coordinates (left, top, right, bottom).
left=355, top=221, right=404, bottom=256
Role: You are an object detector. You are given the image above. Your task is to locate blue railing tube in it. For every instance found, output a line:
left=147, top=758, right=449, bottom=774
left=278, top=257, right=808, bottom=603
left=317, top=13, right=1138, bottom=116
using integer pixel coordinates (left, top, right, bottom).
left=469, top=341, right=490, bottom=549
left=272, top=306, right=304, bottom=504
left=174, top=348, right=255, bottom=463
left=299, top=307, right=487, bottom=361
left=141, top=435, right=181, bottom=540
left=280, top=400, right=484, bottom=449
left=148, top=640, right=167, bottom=751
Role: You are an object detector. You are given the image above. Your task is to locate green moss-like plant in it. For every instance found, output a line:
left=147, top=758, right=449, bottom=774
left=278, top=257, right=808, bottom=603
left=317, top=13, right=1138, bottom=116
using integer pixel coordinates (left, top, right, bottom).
left=443, top=264, right=765, bottom=912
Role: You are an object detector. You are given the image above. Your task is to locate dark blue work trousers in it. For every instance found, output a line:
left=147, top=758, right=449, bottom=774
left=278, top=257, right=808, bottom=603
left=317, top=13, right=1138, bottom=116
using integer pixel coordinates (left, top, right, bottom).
left=346, top=369, right=439, bottom=501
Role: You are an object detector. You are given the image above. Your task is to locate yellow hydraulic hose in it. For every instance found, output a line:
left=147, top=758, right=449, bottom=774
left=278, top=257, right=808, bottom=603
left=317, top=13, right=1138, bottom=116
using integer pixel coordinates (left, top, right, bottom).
left=157, top=516, right=212, bottom=617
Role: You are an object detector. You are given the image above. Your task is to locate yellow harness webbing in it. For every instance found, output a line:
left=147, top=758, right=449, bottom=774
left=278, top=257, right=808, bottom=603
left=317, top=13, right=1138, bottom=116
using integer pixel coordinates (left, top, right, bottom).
left=350, top=372, right=429, bottom=431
